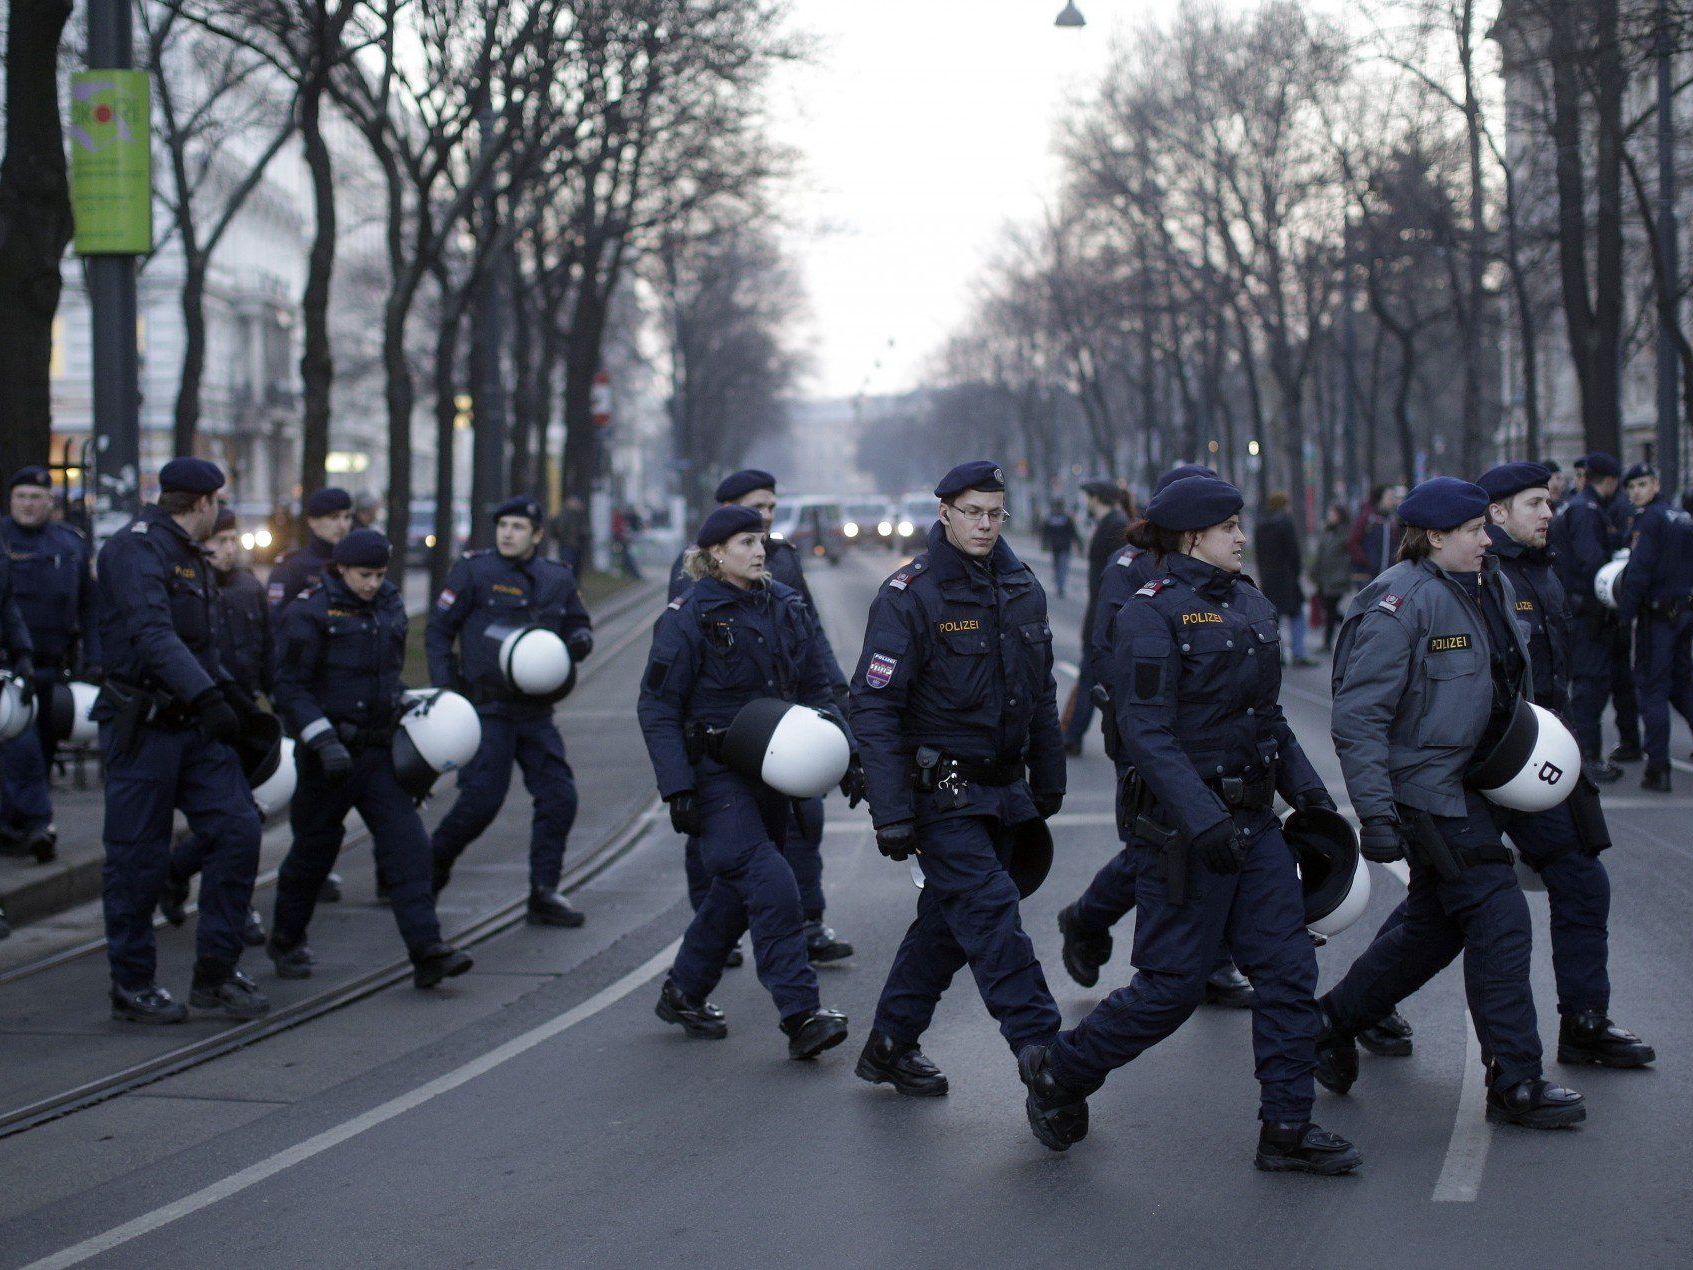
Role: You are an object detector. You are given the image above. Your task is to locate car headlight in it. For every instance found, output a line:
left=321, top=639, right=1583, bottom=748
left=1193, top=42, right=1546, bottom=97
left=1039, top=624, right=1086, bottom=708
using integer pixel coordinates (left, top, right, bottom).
left=240, top=532, right=255, bottom=551
left=769, top=531, right=785, bottom=541
left=425, top=534, right=437, bottom=548
left=877, top=521, right=892, bottom=536
left=255, top=529, right=273, bottom=548
left=843, top=522, right=859, bottom=537
left=898, top=520, right=914, bottom=537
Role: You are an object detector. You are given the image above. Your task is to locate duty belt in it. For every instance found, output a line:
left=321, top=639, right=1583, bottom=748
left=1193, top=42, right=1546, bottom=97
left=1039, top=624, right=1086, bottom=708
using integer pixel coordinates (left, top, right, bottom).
left=1202, top=768, right=1277, bottom=811
left=912, top=750, right=1025, bottom=790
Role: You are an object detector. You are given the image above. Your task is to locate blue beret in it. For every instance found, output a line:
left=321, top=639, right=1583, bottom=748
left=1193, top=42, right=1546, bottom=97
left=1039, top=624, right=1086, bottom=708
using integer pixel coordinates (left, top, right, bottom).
left=714, top=469, right=777, bottom=503
left=1398, top=477, right=1491, bottom=531
left=159, top=457, right=226, bottom=495
left=1624, top=462, right=1657, bottom=484
left=1477, top=462, right=1551, bottom=503
left=1582, top=452, right=1620, bottom=478
left=8, top=465, right=51, bottom=491
left=1152, top=463, right=1216, bottom=497
left=212, top=506, right=238, bottom=534
left=304, top=486, right=353, bottom=517
left=332, top=528, right=391, bottom=568
left=1144, top=475, right=1243, bottom=532
left=493, top=495, right=544, bottom=526
left=1080, top=478, right=1119, bottom=500
left=1538, top=458, right=1561, bottom=474
left=934, top=460, right=1005, bottom=499
left=696, top=505, right=764, bottom=548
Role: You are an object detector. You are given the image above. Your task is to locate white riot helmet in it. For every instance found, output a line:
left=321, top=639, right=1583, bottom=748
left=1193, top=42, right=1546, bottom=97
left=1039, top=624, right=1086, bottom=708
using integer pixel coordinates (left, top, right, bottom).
left=1594, top=550, right=1629, bottom=610
left=498, top=626, right=576, bottom=697
left=234, top=714, right=297, bottom=817
left=393, top=689, right=483, bottom=799
left=720, top=698, right=850, bottom=799
left=48, top=681, right=100, bottom=746
left=0, top=672, right=36, bottom=743
left=1284, top=807, right=1371, bottom=939
left=1470, top=698, right=1580, bottom=812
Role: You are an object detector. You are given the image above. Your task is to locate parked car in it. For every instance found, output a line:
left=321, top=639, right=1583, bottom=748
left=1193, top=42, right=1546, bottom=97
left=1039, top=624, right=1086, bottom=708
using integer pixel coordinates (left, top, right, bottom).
left=893, top=492, right=937, bottom=554
left=769, top=496, right=846, bottom=565
left=841, top=498, right=898, bottom=550
left=407, top=501, right=470, bottom=565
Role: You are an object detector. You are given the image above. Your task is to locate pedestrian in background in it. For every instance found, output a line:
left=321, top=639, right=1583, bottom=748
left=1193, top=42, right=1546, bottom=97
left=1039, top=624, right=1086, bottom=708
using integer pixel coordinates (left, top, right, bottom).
left=1039, top=499, right=1082, bottom=598
left=1253, top=491, right=1313, bottom=667
left=1062, top=479, right=1129, bottom=755
left=1347, top=484, right=1403, bottom=586
left=1310, top=502, right=1352, bottom=652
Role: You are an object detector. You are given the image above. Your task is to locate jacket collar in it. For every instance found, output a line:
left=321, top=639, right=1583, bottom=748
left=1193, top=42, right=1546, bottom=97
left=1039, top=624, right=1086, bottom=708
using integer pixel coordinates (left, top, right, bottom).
left=924, top=522, right=1024, bottom=587
left=308, top=533, right=337, bottom=560
left=1164, top=550, right=1239, bottom=600
left=141, top=504, right=199, bottom=551
left=693, top=574, right=771, bottom=613
left=1486, top=522, right=1553, bottom=568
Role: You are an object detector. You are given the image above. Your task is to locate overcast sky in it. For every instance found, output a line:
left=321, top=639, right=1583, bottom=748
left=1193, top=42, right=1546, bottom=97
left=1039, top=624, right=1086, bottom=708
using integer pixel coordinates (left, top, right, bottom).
left=769, top=1, right=1186, bottom=401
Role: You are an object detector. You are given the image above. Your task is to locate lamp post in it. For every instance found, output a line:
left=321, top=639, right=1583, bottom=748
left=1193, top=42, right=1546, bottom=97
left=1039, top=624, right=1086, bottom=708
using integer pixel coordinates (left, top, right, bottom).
left=1655, top=0, right=1680, bottom=494
left=1055, top=4, right=1086, bottom=29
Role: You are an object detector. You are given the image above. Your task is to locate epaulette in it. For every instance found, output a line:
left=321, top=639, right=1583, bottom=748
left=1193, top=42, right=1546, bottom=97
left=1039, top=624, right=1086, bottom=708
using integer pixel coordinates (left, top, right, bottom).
left=1115, top=550, right=1140, bottom=567
left=1134, top=577, right=1171, bottom=598
left=666, top=596, right=684, bottom=611
left=129, top=520, right=150, bottom=534
left=464, top=548, right=490, bottom=559
left=887, top=558, right=928, bottom=591
left=1376, top=592, right=1403, bottom=614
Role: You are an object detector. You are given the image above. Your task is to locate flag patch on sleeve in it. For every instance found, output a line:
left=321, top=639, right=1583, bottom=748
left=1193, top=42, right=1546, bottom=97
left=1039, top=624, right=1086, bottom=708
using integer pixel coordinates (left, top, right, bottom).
left=1378, top=593, right=1402, bottom=613
left=866, top=653, right=897, bottom=689
left=435, top=588, right=457, bottom=610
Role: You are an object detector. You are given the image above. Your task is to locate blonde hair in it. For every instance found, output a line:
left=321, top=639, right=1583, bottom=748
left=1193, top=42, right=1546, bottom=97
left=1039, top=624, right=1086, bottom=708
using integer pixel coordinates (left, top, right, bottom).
left=682, top=545, right=720, bottom=581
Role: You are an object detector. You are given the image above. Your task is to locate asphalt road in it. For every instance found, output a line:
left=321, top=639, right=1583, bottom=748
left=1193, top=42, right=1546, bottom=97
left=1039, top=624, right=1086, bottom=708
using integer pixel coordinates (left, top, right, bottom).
left=2, top=545, right=1690, bottom=1269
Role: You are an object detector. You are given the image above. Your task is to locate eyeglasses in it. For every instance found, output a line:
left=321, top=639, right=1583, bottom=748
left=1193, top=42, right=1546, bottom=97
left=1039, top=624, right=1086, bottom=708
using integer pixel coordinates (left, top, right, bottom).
left=949, top=504, right=1011, bottom=526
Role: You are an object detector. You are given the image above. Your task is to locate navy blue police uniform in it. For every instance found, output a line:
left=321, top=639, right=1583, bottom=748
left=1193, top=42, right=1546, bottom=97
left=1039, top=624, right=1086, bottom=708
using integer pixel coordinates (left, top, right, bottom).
left=428, top=496, right=593, bottom=913
left=851, top=466, right=1066, bottom=1070
left=94, top=461, right=264, bottom=1018
left=267, top=487, right=353, bottom=617
left=0, top=546, right=37, bottom=856
left=1617, top=484, right=1693, bottom=780
left=1061, top=481, right=1128, bottom=749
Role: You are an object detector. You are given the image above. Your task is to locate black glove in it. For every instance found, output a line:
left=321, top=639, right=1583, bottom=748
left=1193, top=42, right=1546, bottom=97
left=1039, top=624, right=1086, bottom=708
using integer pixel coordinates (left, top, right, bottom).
left=191, top=686, right=241, bottom=743
left=307, top=728, right=353, bottom=779
left=566, top=630, right=594, bottom=662
left=12, top=656, right=35, bottom=707
left=81, top=663, right=105, bottom=686
left=1192, top=819, right=1246, bottom=874
left=1033, top=789, right=1064, bottom=819
left=219, top=680, right=262, bottom=724
left=832, top=683, right=852, bottom=715
left=668, top=791, right=702, bottom=836
left=875, top=820, right=916, bottom=861
left=1292, top=788, right=1336, bottom=814
left=839, top=756, right=866, bottom=808
left=1360, top=816, right=1405, bottom=863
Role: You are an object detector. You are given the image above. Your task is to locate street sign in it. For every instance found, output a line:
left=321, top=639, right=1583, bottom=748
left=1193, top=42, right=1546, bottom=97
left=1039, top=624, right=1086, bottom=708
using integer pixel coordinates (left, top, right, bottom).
left=69, top=70, right=152, bottom=255
left=591, top=370, right=612, bottom=428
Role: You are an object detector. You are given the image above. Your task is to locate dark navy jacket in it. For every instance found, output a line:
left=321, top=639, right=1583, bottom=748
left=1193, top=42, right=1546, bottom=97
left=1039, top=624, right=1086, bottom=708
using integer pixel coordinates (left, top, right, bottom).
left=0, top=552, right=31, bottom=660
left=267, top=534, right=336, bottom=615
left=1618, top=496, right=1693, bottom=625
left=638, top=576, right=838, bottom=800
left=1488, top=524, right=1569, bottom=711
left=427, top=548, right=592, bottom=718
left=1549, top=486, right=1613, bottom=618
left=215, top=565, right=274, bottom=700
left=95, top=506, right=229, bottom=705
left=0, top=517, right=99, bottom=667
left=1109, top=552, right=1322, bottom=842
left=273, top=576, right=409, bottom=740
left=849, top=524, right=1063, bottom=828
left=1089, top=543, right=1151, bottom=668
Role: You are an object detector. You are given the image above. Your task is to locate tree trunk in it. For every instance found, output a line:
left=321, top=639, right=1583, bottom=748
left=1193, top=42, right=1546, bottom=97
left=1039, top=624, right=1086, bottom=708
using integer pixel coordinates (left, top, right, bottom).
left=431, top=283, right=467, bottom=596
left=297, top=74, right=337, bottom=499
left=561, top=269, right=608, bottom=556
left=509, top=255, right=537, bottom=495
left=173, top=255, right=207, bottom=454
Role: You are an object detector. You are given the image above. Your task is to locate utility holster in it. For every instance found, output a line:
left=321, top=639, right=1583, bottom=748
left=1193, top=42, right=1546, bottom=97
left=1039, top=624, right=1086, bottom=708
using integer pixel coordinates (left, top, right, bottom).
left=683, top=721, right=725, bottom=765
left=96, top=679, right=157, bottom=759
left=1567, top=774, right=1612, bottom=857
left=1401, top=806, right=1463, bottom=882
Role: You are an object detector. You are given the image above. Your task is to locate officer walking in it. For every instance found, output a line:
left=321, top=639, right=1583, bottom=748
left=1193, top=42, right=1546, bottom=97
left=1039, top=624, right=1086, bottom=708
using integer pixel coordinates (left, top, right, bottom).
left=1062, top=479, right=1129, bottom=755
left=1616, top=463, right=1693, bottom=791
left=94, top=459, right=268, bottom=1023
left=1314, top=477, right=1586, bottom=1128
left=0, top=544, right=32, bottom=939
left=849, top=461, right=1065, bottom=1101
left=0, top=465, right=100, bottom=864
left=268, top=487, right=355, bottom=615
left=428, top=496, right=594, bottom=926
left=268, top=529, right=472, bottom=988
left=669, top=469, right=855, bottom=964
left=638, top=505, right=851, bottom=1059
left=1021, top=476, right=1358, bottom=1171
left=1550, top=453, right=1640, bottom=781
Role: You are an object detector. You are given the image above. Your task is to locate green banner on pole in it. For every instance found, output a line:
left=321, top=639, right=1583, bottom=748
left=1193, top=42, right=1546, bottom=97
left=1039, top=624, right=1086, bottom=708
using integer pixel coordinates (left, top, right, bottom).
left=70, top=70, right=152, bottom=255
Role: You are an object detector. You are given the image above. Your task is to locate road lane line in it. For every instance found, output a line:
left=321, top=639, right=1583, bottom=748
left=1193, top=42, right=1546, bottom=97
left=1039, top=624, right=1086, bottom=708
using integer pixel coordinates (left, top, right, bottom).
left=22, top=939, right=683, bottom=1270
left=1432, top=1009, right=1490, bottom=1203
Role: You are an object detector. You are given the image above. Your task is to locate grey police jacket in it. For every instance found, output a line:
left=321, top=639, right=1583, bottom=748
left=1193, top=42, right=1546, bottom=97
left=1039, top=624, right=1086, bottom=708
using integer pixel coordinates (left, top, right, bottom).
left=1331, top=556, right=1532, bottom=821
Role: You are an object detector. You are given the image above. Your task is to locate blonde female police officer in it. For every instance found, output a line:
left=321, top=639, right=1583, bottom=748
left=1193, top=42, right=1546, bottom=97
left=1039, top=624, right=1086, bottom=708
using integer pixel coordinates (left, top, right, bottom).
left=1018, top=475, right=1358, bottom=1172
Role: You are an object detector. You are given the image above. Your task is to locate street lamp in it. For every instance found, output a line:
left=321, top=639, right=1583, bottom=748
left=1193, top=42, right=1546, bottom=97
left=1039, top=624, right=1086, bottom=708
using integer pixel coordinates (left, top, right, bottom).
left=1055, top=3, right=1086, bottom=28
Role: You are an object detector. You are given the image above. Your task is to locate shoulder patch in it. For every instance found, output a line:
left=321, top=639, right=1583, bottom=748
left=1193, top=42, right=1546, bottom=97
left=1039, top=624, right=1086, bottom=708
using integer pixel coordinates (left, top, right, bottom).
left=1134, top=577, right=1171, bottom=598
left=866, top=652, right=898, bottom=688
left=435, top=587, right=457, bottom=610
left=667, top=597, right=684, bottom=611
left=130, top=521, right=150, bottom=534
left=888, top=559, right=927, bottom=591
left=1377, top=593, right=1403, bottom=614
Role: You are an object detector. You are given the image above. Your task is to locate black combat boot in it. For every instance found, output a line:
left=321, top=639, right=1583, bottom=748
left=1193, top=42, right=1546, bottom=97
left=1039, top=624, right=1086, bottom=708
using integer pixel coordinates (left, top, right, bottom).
left=1583, top=758, right=1622, bottom=785
left=156, top=870, right=191, bottom=927
left=412, top=942, right=474, bottom=988
left=655, top=977, right=728, bottom=1039
left=0, top=900, right=10, bottom=940
left=111, top=982, right=189, bottom=1025
left=1017, top=1044, right=1089, bottom=1151
left=1254, top=1121, right=1363, bottom=1175
left=318, top=872, right=344, bottom=903
left=1204, top=963, right=1256, bottom=1008
left=724, top=944, right=744, bottom=968
left=266, top=933, right=316, bottom=980
left=1357, top=1009, right=1413, bottom=1058
left=242, top=908, right=267, bottom=947
left=782, top=1007, right=850, bottom=1060
left=804, top=920, right=853, bottom=963
left=1609, top=741, right=1643, bottom=763
left=1485, top=1077, right=1585, bottom=1129
left=1557, top=1012, right=1655, bottom=1068
left=1641, top=766, right=1672, bottom=792
left=1313, top=1001, right=1360, bottom=1094
left=1057, top=904, right=1111, bottom=989
left=854, top=1029, right=949, bottom=1097
left=527, top=887, right=586, bottom=927
left=20, top=826, right=56, bottom=863
left=190, top=962, right=271, bottom=1020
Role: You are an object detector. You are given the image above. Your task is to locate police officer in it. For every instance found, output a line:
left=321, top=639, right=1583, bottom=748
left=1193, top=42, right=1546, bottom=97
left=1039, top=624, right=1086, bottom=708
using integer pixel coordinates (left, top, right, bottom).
left=268, top=529, right=472, bottom=988
left=428, top=495, right=593, bottom=926
left=1617, top=463, right=1693, bottom=791
left=1055, top=464, right=1254, bottom=1008
left=669, top=469, right=855, bottom=965
left=638, top=505, right=851, bottom=1058
left=1315, top=477, right=1586, bottom=1128
left=268, top=487, right=354, bottom=615
left=0, top=544, right=32, bottom=938
left=1020, top=476, right=1358, bottom=1171
left=1, top=465, right=100, bottom=863
left=1061, top=478, right=1129, bottom=755
left=94, top=458, right=268, bottom=1023
left=1550, top=453, right=1640, bottom=781
left=849, top=461, right=1064, bottom=1101
left=158, top=507, right=272, bottom=945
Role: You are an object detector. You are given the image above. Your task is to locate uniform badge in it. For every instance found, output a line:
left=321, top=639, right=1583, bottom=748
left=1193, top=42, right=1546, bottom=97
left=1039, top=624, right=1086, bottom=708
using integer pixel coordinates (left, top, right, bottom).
left=436, top=587, right=457, bottom=610
left=866, top=652, right=897, bottom=689
left=1135, top=578, right=1169, bottom=598
left=1378, top=593, right=1402, bottom=613
left=1428, top=633, right=1471, bottom=652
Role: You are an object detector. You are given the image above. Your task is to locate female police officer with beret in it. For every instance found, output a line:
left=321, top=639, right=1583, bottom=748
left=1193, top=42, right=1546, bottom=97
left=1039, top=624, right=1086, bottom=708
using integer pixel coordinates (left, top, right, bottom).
left=1019, top=475, right=1359, bottom=1172
left=637, top=505, right=852, bottom=1060
left=1315, top=476, right=1586, bottom=1129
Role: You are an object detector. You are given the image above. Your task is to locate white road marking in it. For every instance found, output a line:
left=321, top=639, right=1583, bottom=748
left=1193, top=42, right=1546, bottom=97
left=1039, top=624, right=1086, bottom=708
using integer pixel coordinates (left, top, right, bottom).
left=1432, top=1009, right=1490, bottom=1202
left=22, top=939, right=683, bottom=1270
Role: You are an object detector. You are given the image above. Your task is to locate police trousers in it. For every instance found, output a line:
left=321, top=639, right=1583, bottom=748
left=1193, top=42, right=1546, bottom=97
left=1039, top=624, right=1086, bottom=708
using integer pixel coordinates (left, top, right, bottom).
left=670, top=766, right=818, bottom=1020
left=100, top=722, right=261, bottom=988
left=431, top=712, right=579, bottom=890
left=1631, top=612, right=1693, bottom=769
left=1048, top=812, right=1319, bottom=1121
left=684, top=795, right=828, bottom=921
left=274, top=746, right=443, bottom=957
left=1568, top=611, right=1640, bottom=757
left=0, top=668, right=61, bottom=832
left=1326, top=794, right=1541, bottom=1090
left=1071, top=846, right=1233, bottom=976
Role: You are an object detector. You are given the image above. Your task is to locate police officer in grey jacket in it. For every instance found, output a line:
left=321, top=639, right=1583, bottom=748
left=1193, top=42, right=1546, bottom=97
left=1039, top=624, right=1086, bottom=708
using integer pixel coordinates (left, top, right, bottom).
left=1314, top=477, right=1586, bottom=1129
